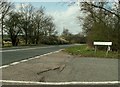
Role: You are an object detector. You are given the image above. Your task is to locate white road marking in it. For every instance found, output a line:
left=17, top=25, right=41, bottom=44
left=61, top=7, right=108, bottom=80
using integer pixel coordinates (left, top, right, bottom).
left=0, top=49, right=63, bottom=69
left=10, top=62, right=20, bottom=65
left=0, top=65, right=9, bottom=69
left=34, top=56, right=40, bottom=59
left=20, top=60, right=28, bottom=63
left=0, top=46, right=55, bottom=53
left=0, top=80, right=119, bottom=85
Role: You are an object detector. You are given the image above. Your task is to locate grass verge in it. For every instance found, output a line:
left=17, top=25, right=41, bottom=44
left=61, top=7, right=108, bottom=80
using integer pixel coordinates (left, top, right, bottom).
left=65, top=45, right=119, bottom=59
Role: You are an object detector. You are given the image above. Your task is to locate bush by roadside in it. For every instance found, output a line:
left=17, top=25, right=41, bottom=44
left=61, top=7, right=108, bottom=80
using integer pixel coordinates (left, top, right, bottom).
left=65, top=45, right=119, bottom=58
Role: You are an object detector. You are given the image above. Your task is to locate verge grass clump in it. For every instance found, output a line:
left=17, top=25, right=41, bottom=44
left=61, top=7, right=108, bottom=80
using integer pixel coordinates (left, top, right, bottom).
left=65, top=45, right=119, bottom=59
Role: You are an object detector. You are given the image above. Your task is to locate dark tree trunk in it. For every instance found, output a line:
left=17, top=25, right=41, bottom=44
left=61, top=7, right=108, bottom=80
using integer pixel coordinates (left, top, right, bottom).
left=11, top=38, right=16, bottom=46
left=25, top=33, right=28, bottom=45
left=11, top=35, right=18, bottom=46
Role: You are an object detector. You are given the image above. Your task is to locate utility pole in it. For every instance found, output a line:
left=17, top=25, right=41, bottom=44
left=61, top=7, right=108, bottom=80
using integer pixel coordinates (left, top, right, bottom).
left=118, top=0, right=120, bottom=51
left=1, top=12, right=4, bottom=47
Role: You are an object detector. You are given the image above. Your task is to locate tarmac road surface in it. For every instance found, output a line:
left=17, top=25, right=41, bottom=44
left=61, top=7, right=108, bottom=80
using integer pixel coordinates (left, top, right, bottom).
left=1, top=44, right=77, bottom=65
left=1, top=51, right=118, bottom=85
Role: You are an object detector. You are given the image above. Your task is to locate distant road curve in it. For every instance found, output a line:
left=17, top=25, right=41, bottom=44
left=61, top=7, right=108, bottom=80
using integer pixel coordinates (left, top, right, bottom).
left=2, top=44, right=80, bottom=65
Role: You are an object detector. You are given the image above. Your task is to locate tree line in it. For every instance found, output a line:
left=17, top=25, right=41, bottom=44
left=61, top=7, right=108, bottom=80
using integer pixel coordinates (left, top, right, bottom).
left=1, top=1, right=59, bottom=46
left=0, top=0, right=87, bottom=47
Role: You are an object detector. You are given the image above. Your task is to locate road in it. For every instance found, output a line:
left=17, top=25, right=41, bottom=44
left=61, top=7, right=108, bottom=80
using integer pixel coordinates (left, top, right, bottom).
left=1, top=44, right=119, bottom=86
left=1, top=51, right=118, bottom=85
left=1, top=45, right=76, bottom=65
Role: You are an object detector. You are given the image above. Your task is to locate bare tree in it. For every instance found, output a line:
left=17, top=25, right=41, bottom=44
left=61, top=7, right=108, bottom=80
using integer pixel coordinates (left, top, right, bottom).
left=19, top=3, right=35, bottom=45
left=80, top=0, right=120, bottom=19
left=4, top=12, right=22, bottom=46
left=0, top=0, right=13, bottom=46
left=33, top=7, right=45, bottom=44
left=79, top=0, right=120, bottom=50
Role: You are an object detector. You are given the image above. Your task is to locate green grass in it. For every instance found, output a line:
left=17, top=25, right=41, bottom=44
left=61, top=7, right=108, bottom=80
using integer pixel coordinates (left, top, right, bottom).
left=65, top=45, right=119, bottom=58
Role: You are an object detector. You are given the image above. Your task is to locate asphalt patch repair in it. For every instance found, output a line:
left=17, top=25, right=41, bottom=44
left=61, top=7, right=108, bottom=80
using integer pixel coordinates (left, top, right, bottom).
left=1, top=50, right=119, bottom=85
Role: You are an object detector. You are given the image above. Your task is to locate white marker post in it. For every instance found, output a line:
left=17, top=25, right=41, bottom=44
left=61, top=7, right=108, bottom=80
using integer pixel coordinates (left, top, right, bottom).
left=93, top=42, right=112, bottom=56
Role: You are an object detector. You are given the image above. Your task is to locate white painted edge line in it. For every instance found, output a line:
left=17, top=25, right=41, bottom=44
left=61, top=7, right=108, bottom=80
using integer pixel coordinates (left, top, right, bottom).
left=10, top=62, right=20, bottom=65
left=0, top=65, right=9, bottom=69
left=0, top=80, right=119, bottom=85
left=0, top=49, right=63, bottom=69
left=0, top=46, right=55, bottom=53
